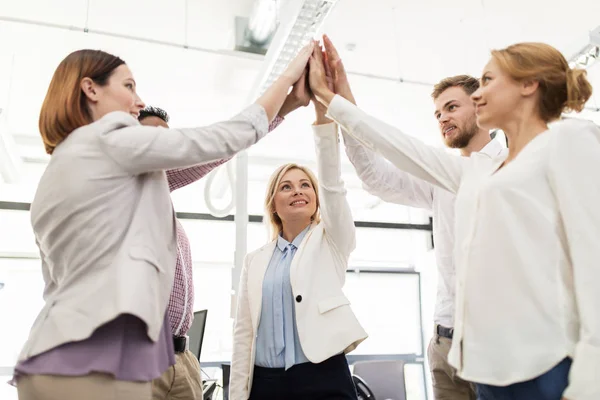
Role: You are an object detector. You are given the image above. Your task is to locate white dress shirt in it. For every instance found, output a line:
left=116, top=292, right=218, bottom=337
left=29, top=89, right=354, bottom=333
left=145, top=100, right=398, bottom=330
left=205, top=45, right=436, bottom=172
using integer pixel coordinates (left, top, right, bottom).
left=327, top=95, right=600, bottom=400
left=343, top=132, right=504, bottom=328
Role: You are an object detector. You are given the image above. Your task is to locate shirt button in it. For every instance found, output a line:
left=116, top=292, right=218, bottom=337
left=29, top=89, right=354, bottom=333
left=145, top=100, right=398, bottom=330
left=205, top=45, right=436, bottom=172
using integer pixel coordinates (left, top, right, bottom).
left=296, top=295, right=302, bottom=303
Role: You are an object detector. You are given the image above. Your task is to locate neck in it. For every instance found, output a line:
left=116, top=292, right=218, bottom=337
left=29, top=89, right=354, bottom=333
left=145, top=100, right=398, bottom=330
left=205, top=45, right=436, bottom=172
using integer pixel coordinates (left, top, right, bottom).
left=502, top=116, right=547, bottom=163
left=281, top=220, right=311, bottom=242
left=460, top=130, right=492, bottom=157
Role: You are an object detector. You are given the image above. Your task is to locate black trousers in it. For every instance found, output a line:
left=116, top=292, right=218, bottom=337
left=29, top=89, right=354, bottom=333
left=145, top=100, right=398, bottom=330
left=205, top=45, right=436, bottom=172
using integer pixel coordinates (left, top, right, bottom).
left=248, top=354, right=358, bottom=400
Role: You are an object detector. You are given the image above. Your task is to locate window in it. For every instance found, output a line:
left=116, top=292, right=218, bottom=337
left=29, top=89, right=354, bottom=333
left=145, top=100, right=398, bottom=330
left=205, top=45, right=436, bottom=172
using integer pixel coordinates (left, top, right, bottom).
left=344, top=271, right=423, bottom=356
left=0, top=258, right=45, bottom=368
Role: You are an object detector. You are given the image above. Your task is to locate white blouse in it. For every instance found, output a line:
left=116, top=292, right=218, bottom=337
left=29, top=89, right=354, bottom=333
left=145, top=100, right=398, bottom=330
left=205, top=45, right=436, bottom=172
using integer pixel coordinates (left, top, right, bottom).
left=327, top=95, right=600, bottom=400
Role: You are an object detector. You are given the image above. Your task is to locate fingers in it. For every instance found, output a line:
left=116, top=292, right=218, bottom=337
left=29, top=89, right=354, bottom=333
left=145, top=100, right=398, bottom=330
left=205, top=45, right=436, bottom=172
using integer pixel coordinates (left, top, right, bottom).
left=300, top=41, right=315, bottom=57
left=294, top=42, right=314, bottom=66
left=312, top=40, right=324, bottom=64
left=323, top=50, right=333, bottom=78
left=323, top=34, right=340, bottom=63
left=297, top=69, right=307, bottom=86
left=322, top=34, right=346, bottom=79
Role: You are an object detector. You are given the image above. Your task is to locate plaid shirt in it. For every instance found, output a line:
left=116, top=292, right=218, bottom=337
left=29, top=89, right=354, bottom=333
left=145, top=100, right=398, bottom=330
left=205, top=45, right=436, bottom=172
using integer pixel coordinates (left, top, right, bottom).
left=166, top=115, right=284, bottom=336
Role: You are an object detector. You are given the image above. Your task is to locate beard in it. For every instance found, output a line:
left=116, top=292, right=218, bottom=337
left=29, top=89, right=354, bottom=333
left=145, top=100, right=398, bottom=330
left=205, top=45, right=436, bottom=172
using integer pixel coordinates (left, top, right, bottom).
left=445, top=115, right=478, bottom=149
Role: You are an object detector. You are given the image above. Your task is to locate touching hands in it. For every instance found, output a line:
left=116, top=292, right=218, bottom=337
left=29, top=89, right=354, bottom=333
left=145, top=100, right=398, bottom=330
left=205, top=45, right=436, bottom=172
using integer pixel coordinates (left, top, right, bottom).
left=310, top=41, right=334, bottom=124
left=281, top=42, right=314, bottom=84
left=308, top=40, right=335, bottom=107
left=278, top=71, right=311, bottom=118
left=277, top=35, right=355, bottom=123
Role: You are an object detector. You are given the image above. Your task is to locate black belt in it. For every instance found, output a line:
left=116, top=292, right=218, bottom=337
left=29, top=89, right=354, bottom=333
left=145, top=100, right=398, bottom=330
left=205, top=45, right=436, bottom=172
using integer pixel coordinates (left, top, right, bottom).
left=173, top=335, right=187, bottom=353
left=436, top=325, right=454, bottom=339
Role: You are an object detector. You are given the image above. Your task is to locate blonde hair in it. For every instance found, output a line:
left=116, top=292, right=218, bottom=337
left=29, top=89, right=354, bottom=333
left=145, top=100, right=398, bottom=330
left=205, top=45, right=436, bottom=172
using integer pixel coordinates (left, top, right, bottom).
left=264, top=163, right=321, bottom=240
left=491, top=42, right=592, bottom=122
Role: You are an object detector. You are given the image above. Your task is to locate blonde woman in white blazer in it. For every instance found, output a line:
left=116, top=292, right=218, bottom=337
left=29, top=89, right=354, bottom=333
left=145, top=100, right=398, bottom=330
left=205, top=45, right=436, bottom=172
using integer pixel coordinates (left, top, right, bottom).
left=230, top=81, right=367, bottom=399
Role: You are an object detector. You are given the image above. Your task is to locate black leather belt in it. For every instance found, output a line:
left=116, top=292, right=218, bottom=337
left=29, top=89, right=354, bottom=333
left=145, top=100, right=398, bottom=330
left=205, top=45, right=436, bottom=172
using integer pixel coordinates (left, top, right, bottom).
left=173, top=335, right=187, bottom=353
left=436, top=324, right=454, bottom=339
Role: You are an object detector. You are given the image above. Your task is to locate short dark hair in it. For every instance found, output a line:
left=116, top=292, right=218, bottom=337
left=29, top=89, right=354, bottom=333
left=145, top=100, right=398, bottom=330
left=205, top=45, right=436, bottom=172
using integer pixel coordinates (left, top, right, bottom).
left=431, top=75, right=480, bottom=100
left=139, top=106, right=170, bottom=123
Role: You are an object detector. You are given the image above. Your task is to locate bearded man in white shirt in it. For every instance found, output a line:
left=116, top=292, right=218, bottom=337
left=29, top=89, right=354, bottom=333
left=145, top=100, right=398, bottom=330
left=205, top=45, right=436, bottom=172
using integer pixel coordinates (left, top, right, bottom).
left=320, top=35, right=503, bottom=400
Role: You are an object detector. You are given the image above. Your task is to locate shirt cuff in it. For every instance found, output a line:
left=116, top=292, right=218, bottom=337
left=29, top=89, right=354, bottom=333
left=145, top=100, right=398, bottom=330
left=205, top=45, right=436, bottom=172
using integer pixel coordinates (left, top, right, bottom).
left=326, top=95, right=363, bottom=134
left=312, top=122, right=338, bottom=138
left=269, top=115, right=284, bottom=132
left=240, top=103, right=269, bottom=140
left=563, top=341, right=600, bottom=400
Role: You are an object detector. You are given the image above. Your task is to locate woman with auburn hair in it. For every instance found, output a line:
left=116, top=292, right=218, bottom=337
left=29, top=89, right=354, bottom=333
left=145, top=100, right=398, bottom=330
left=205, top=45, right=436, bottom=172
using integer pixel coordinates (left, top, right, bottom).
left=310, top=39, right=599, bottom=400
left=230, top=88, right=367, bottom=400
left=14, top=44, right=313, bottom=400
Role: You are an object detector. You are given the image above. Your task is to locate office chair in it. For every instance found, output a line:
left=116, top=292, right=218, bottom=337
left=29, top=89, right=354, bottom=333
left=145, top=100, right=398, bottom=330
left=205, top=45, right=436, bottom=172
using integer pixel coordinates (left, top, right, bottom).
left=352, top=360, right=407, bottom=400
left=353, top=375, right=376, bottom=400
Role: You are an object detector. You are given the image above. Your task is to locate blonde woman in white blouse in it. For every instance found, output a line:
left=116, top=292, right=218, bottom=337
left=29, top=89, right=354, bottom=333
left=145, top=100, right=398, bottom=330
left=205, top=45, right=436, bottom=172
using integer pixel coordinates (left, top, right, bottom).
left=309, top=40, right=599, bottom=400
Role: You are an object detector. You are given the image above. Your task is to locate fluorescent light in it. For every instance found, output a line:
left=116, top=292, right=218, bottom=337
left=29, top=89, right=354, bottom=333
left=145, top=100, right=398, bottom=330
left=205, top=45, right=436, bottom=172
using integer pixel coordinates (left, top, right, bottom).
left=568, top=25, right=600, bottom=69
left=249, top=0, right=339, bottom=97
left=569, top=44, right=599, bottom=69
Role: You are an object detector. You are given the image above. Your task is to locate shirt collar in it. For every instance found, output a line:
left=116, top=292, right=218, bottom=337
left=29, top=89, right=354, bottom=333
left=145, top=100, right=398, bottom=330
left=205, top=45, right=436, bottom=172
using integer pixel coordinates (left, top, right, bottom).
left=480, top=138, right=505, bottom=157
left=276, top=224, right=311, bottom=252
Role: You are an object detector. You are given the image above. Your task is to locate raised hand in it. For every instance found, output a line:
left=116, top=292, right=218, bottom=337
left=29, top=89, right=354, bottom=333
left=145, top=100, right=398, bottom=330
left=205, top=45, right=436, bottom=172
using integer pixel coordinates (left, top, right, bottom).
left=323, top=34, right=356, bottom=105
left=278, top=71, right=311, bottom=118
left=256, top=42, right=314, bottom=121
left=308, top=41, right=335, bottom=107
left=311, top=46, right=334, bottom=124
left=282, top=42, right=315, bottom=83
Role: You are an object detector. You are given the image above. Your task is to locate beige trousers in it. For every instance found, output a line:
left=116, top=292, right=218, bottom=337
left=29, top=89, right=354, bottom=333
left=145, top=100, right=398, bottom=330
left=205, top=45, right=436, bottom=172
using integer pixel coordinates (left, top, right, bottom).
left=427, top=327, right=477, bottom=400
left=152, top=350, right=203, bottom=400
left=17, top=372, right=151, bottom=400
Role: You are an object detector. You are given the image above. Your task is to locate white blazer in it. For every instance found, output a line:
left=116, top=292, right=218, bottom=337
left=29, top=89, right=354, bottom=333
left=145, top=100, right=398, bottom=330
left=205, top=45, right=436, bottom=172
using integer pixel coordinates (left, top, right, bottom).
left=19, top=105, right=269, bottom=362
left=229, top=123, right=368, bottom=400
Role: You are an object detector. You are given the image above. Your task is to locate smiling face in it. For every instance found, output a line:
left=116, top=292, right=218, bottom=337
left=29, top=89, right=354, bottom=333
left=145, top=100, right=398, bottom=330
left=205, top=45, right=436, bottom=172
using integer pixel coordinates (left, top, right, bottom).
left=81, top=64, right=145, bottom=121
left=470, top=57, right=525, bottom=130
left=273, top=168, right=317, bottom=226
left=433, top=86, right=479, bottom=149
left=265, top=164, right=321, bottom=239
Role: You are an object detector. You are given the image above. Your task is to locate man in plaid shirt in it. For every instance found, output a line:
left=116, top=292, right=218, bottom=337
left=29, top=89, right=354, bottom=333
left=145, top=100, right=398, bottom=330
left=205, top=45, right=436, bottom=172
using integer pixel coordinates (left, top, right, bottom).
left=139, top=82, right=310, bottom=400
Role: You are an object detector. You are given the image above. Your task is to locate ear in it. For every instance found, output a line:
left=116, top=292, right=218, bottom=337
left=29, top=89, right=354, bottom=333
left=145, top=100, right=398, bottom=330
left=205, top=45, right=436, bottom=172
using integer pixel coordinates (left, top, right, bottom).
left=521, top=79, right=539, bottom=97
left=80, top=77, right=99, bottom=103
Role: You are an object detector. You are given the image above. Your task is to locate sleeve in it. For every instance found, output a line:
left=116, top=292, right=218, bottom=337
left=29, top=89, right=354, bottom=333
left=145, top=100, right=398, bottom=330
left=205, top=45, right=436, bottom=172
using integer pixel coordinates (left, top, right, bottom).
left=548, top=120, right=600, bottom=400
left=327, top=95, right=467, bottom=194
left=166, top=115, right=285, bottom=192
left=342, top=131, right=434, bottom=210
left=99, top=104, right=269, bottom=175
left=313, top=122, right=356, bottom=266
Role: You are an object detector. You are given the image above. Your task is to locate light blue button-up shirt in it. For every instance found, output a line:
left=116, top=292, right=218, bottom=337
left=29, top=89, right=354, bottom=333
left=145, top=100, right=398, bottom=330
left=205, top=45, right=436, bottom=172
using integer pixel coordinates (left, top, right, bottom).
left=254, top=225, right=311, bottom=370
